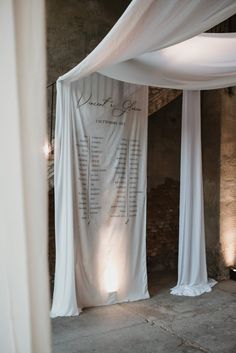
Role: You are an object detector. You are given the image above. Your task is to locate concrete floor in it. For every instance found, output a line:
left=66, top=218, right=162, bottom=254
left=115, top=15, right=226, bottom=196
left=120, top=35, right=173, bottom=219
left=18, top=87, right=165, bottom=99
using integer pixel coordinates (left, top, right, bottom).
left=52, top=272, right=236, bottom=353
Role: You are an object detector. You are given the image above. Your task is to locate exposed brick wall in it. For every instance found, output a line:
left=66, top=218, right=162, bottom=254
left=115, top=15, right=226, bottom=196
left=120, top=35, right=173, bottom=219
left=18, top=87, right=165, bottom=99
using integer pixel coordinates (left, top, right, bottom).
left=147, top=178, right=179, bottom=272
left=147, top=96, right=181, bottom=272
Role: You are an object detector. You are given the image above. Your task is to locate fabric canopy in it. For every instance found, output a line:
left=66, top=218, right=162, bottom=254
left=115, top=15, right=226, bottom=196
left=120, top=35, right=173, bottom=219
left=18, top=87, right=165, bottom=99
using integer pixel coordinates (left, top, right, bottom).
left=53, top=0, right=236, bottom=317
left=59, top=0, right=236, bottom=84
left=100, top=33, right=236, bottom=90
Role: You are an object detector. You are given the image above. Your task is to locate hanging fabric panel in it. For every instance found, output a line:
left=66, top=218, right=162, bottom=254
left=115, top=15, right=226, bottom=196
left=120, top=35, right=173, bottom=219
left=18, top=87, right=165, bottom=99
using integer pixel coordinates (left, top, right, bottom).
left=51, top=73, right=149, bottom=316
left=0, top=0, right=51, bottom=351
left=171, top=91, right=217, bottom=296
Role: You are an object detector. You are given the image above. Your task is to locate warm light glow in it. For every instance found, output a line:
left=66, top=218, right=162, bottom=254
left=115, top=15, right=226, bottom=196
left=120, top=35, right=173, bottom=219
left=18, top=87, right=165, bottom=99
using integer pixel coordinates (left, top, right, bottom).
left=43, top=141, right=51, bottom=158
left=97, top=227, right=126, bottom=295
left=104, top=263, right=119, bottom=293
left=220, top=218, right=236, bottom=266
left=222, top=238, right=236, bottom=267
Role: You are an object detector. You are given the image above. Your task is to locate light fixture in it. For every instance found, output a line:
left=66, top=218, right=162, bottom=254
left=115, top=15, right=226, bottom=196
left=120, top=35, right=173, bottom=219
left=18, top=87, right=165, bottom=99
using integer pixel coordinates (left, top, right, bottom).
left=43, top=141, right=51, bottom=159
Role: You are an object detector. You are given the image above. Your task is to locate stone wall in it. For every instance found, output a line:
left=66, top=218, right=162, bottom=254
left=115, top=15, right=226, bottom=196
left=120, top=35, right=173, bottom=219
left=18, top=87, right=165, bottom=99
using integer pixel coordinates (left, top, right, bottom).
left=46, top=0, right=131, bottom=84
left=202, top=88, right=236, bottom=280
left=220, top=87, right=236, bottom=278
left=147, top=179, right=179, bottom=271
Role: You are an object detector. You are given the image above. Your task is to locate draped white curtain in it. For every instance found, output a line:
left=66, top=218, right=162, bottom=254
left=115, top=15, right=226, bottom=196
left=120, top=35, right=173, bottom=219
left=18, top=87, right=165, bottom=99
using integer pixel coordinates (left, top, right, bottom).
left=52, top=73, right=149, bottom=317
left=0, top=0, right=51, bottom=352
left=171, top=91, right=216, bottom=296
left=53, top=0, right=236, bottom=318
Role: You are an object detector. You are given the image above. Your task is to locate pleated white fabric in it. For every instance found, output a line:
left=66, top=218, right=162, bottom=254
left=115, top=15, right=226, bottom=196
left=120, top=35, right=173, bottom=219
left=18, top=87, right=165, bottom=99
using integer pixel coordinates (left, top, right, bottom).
left=171, top=91, right=217, bottom=296
left=0, top=0, right=51, bottom=352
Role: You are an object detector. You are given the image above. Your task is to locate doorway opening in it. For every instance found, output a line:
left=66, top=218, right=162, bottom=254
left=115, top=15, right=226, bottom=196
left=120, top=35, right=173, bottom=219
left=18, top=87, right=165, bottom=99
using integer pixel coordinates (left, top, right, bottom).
left=146, top=94, right=182, bottom=294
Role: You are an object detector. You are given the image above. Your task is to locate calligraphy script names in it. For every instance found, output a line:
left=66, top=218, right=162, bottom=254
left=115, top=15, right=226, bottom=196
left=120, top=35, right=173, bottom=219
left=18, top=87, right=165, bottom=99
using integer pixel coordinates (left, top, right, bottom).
left=77, top=92, right=142, bottom=117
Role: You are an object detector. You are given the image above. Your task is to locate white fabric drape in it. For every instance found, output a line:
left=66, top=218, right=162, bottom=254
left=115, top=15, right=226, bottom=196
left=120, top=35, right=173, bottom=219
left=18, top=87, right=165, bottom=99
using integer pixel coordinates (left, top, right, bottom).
left=53, top=0, right=236, bottom=316
left=51, top=73, right=149, bottom=317
left=60, top=0, right=236, bottom=83
left=171, top=91, right=216, bottom=296
left=100, top=33, right=236, bottom=90
left=0, top=1, right=51, bottom=352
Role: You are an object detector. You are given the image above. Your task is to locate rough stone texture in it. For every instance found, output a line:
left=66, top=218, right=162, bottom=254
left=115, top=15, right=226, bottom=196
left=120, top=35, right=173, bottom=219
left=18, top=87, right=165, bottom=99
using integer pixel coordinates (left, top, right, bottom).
left=202, top=88, right=236, bottom=279
left=220, top=87, right=236, bottom=278
left=147, top=180, right=179, bottom=271
left=148, top=95, right=182, bottom=189
left=46, top=0, right=131, bottom=85
left=52, top=273, right=236, bottom=353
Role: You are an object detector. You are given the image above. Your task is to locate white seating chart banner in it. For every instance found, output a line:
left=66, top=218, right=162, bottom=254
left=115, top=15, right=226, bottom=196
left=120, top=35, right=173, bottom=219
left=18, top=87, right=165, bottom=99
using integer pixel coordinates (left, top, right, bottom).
left=52, top=73, right=149, bottom=314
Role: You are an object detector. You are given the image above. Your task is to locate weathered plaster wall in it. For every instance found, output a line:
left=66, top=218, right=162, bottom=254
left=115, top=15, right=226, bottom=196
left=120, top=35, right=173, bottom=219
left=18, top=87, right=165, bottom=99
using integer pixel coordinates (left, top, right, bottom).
left=47, top=0, right=131, bottom=84
left=202, top=88, right=236, bottom=280
left=220, top=87, right=236, bottom=278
